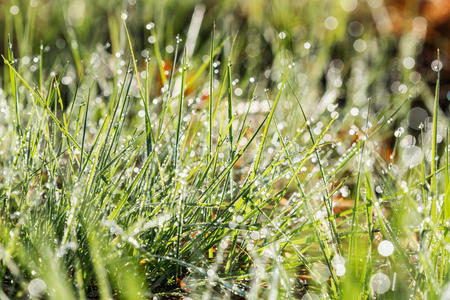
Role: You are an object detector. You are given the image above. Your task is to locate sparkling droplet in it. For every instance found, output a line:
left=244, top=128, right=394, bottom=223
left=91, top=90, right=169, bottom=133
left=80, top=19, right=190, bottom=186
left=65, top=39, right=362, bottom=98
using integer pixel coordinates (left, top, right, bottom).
left=28, top=278, right=47, bottom=298
left=375, top=185, right=383, bottom=194
left=331, top=111, right=339, bottom=119
left=394, top=127, right=405, bottom=138
left=348, top=21, right=364, bottom=37
left=332, top=255, right=346, bottom=276
left=401, top=146, right=423, bottom=167
left=370, top=273, right=390, bottom=294
left=340, top=0, right=357, bottom=12
left=403, top=57, right=415, bottom=69
left=335, top=263, right=346, bottom=276
left=10, top=5, right=20, bottom=15
left=324, top=16, right=338, bottom=30
left=378, top=240, right=394, bottom=256
left=408, top=107, right=428, bottom=130
left=250, top=231, right=260, bottom=240
left=431, top=60, right=443, bottom=72
left=353, top=39, right=367, bottom=52
left=398, top=84, right=408, bottom=94
left=350, top=107, right=359, bottom=116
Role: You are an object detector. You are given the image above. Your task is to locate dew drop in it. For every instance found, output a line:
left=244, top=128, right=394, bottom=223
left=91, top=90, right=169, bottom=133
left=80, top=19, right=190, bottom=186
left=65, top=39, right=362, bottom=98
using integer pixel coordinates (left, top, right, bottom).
left=353, top=39, right=367, bottom=53
left=166, top=45, right=174, bottom=53
left=325, top=16, right=338, bottom=30
left=28, top=278, right=47, bottom=298
left=394, top=127, right=405, bottom=138
left=400, top=135, right=416, bottom=148
left=401, top=146, right=423, bottom=167
left=398, top=84, right=408, bottom=94
left=250, top=231, right=260, bottom=240
left=348, top=21, right=364, bottom=37
left=10, top=5, right=19, bottom=15
left=340, top=0, right=357, bottom=12
left=431, top=60, right=443, bottom=72
left=350, top=107, right=359, bottom=116
left=375, top=185, right=383, bottom=194
left=408, top=107, right=428, bottom=130
left=403, top=57, right=415, bottom=69
left=378, top=240, right=394, bottom=256
left=335, top=263, right=346, bottom=276
left=332, top=255, right=346, bottom=276
left=370, top=273, right=390, bottom=294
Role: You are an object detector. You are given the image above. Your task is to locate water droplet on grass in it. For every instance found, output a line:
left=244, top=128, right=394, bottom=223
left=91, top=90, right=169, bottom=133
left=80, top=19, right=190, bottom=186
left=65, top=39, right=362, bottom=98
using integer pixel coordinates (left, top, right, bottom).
left=10, top=5, right=19, bottom=15
left=353, top=39, right=367, bottom=52
left=28, top=278, right=47, bottom=298
left=250, top=231, right=260, bottom=240
left=431, top=60, right=443, bottom=72
left=335, top=263, right=346, bottom=276
left=378, top=240, right=394, bottom=256
left=370, top=273, right=390, bottom=294
left=403, top=57, right=415, bottom=69
left=394, top=127, right=405, bottom=138
left=332, top=255, right=346, bottom=276
left=325, top=16, right=338, bottom=30
left=350, top=107, right=359, bottom=116
left=400, top=135, right=416, bottom=148
left=401, top=146, right=422, bottom=167
left=348, top=21, right=364, bottom=37
left=165, top=45, right=174, bottom=53
left=341, top=0, right=357, bottom=12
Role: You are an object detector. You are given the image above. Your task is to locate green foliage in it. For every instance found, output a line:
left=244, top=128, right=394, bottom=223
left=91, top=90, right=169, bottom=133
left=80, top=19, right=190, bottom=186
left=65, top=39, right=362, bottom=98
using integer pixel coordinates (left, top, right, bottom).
left=0, top=0, right=449, bottom=299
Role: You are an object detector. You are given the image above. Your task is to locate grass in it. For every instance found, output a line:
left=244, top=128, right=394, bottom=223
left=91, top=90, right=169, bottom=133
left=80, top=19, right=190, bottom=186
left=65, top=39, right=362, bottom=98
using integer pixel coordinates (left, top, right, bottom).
left=0, top=0, right=449, bottom=299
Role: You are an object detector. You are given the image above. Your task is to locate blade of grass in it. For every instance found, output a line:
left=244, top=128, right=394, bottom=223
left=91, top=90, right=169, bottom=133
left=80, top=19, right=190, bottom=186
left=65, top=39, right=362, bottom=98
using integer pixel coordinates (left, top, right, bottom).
left=430, top=50, right=440, bottom=222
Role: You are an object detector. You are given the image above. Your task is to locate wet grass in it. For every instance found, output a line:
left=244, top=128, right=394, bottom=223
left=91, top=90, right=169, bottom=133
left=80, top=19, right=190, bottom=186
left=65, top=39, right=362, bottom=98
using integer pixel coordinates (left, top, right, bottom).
left=0, top=1, right=449, bottom=299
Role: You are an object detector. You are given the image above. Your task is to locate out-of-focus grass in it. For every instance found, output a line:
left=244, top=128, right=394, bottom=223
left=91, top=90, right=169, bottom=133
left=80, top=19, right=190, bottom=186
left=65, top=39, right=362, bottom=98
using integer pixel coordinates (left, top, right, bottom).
left=0, top=0, right=449, bottom=299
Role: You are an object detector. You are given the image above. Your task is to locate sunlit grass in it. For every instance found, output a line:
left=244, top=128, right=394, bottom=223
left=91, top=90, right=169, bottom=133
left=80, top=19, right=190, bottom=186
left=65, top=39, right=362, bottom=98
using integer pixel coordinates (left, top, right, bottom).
left=0, top=1, right=449, bottom=299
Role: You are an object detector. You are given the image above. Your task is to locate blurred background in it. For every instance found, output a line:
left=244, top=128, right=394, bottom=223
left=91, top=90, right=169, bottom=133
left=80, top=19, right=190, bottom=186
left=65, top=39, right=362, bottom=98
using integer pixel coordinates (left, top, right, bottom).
left=0, top=0, right=449, bottom=119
